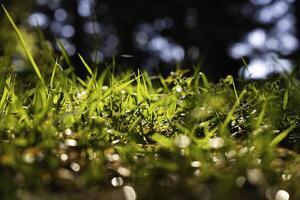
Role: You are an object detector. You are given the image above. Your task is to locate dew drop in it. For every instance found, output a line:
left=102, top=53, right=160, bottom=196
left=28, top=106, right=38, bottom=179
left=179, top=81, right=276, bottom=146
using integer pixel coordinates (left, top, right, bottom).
left=176, top=86, right=183, bottom=93
left=102, top=85, right=109, bottom=90
left=60, top=153, right=69, bottom=161
left=209, top=137, right=224, bottom=149
left=23, top=153, right=35, bottom=164
left=111, top=177, right=124, bottom=187
left=275, top=190, right=289, bottom=200
left=117, top=167, right=131, bottom=177
left=65, top=139, right=77, bottom=147
left=70, top=162, right=80, bottom=172
left=123, top=185, right=137, bottom=200
left=236, top=176, right=246, bottom=188
left=191, top=161, right=201, bottom=168
left=246, top=168, right=264, bottom=186
left=64, top=128, right=72, bottom=136
left=175, top=134, right=191, bottom=148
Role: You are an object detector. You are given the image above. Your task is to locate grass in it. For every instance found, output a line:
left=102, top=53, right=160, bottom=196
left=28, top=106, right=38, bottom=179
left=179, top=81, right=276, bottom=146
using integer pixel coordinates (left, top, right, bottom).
left=1, top=5, right=300, bottom=200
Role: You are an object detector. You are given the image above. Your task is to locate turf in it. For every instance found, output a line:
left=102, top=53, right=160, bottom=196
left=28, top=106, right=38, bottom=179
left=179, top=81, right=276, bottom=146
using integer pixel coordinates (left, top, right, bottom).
left=1, top=5, right=300, bottom=200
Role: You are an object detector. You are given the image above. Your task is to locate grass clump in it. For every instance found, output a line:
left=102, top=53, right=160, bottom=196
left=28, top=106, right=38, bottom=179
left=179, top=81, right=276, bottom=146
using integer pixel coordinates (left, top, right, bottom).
left=1, top=5, right=300, bottom=200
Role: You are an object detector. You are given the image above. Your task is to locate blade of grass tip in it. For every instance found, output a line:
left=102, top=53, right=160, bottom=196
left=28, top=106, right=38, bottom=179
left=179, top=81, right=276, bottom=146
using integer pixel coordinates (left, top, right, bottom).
left=50, top=58, right=59, bottom=89
left=2, top=5, right=45, bottom=88
left=222, top=89, right=247, bottom=132
left=199, top=72, right=210, bottom=89
left=270, top=126, right=295, bottom=147
left=78, top=53, right=93, bottom=77
left=0, top=75, right=12, bottom=112
left=56, top=39, right=73, bottom=69
left=255, top=101, right=267, bottom=129
left=283, top=87, right=289, bottom=110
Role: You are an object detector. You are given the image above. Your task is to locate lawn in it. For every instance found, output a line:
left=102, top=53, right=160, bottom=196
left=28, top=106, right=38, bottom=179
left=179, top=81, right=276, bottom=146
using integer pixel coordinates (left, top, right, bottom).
left=1, top=5, right=300, bottom=200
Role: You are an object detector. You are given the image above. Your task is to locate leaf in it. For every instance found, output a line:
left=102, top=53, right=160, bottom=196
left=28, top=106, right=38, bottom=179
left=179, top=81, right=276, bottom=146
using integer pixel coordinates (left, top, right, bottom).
left=270, top=126, right=295, bottom=147
left=2, top=5, right=45, bottom=86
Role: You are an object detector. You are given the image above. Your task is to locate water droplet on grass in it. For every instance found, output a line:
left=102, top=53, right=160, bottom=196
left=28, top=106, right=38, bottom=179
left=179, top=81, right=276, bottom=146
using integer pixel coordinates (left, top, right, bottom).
left=65, top=139, right=77, bottom=147
left=123, top=186, right=137, bottom=200
left=117, top=167, right=131, bottom=177
left=236, top=176, right=246, bottom=188
left=60, top=153, right=68, bottom=161
left=209, top=137, right=224, bottom=149
left=191, top=161, right=201, bottom=168
left=111, top=177, right=124, bottom=186
left=70, top=162, right=80, bottom=172
left=275, top=190, right=289, bottom=200
left=246, top=168, right=265, bottom=186
left=176, top=86, right=183, bottom=93
left=23, top=153, right=35, bottom=164
left=175, top=134, right=190, bottom=148
left=102, top=85, right=109, bottom=90
left=64, top=128, right=72, bottom=136
left=282, top=172, right=291, bottom=181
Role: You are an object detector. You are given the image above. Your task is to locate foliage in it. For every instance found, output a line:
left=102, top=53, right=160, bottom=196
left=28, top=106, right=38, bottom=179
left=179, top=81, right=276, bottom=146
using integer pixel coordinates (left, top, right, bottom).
left=1, top=6, right=300, bottom=200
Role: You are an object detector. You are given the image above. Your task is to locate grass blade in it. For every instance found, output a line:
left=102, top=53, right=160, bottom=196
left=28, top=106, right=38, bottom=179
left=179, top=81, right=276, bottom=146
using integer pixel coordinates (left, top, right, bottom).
left=270, top=126, right=295, bottom=147
left=2, top=5, right=44, bottom=85
left=78, top=53, right=93, bottom=77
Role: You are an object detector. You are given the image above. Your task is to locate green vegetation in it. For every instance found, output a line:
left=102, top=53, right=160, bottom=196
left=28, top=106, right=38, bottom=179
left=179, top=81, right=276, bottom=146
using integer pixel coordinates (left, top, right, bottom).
left=1, top=6, right=300, bottom=200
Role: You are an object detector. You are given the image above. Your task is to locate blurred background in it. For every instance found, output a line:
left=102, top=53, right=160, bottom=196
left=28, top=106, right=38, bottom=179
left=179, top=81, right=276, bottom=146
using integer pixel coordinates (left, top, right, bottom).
left=1, top=0, right=300, bottom=80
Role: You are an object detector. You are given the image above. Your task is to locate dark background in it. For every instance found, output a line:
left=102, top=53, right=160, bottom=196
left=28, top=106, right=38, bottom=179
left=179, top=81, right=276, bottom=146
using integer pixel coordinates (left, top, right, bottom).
left=1, top=0, right=300, bottom=80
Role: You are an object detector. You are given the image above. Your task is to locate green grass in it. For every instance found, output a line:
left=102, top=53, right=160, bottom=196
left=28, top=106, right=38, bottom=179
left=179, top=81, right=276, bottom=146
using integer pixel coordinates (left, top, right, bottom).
left=1, top=5, right=300, bottom=200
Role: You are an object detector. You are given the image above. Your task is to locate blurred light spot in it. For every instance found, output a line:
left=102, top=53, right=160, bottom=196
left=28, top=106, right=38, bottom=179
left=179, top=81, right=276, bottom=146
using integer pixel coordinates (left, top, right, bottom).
left=105, top=35, right=119, bottom=48
left=90, top=51, right=104, bottom=64
left=78, top=0, right=92, bottom=17
left=23, top=152, right=35, bottom=164
left=36, top=0, right=47, bottom=5
left=225, top=150, right=236, bottom=159
left=64, top=128, right=72, bottom=136
left=282, top=173, right=292, bottom=181
left=188, top=46, right=200, bottom=60
left=117, top=167, right=131, bottom=177
left=12, top=59, right=26, bottom=72
left=209, top=137, right=224, bottom=149
left=76, top=90, right=87, bottom=100
left=229, top=43, right=252, bottom=59
left=57, top=39, right=76, bottom=56
left=47, top=0, right=60, bottom=10
left=50, top=21, right=63, bottom=34
left=107, top=153, right=120, bottom=162
left=123, top=186, right=137, bottom=200
left=65, top=139, right=77, bottom=147
left=28, top=12, right=49, bottom=28
left=250, top=0, right=272, bottom=6
left=136, top=32, right=149, bottom=46
left=276, top=14, right=295, bottom=32
left=275, top=190, right=289, bottom=200
left=240, top=57, right=292, bottom=79
left=111, top=177, right=124, bottom=187
left=175, top=134, right=191, bottom=148
left=247, top=29, right=266, bottom=48
left=60, top=153, right=68, bottom=161
left=246, top=168, right=265, bottom=185
left=54, top=8, right=68, bottom=22
left=176, top=86, right=183, bottom=93
left=70, top=162, right=80, bottom=172
left=62, top=25, right=75, bottom=38
left=236, top=176, right=246, bottom=187
left=257, top=1, right=289, bottom=23
left=279, top=34, right=299, bottom=54
left=84, top=21, right=102, bottom=34
left=153, top=17, right=173, bottom=30
left=266, top=37, right=280, bottom=50
left=191, top=161, right=201, bottom=168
